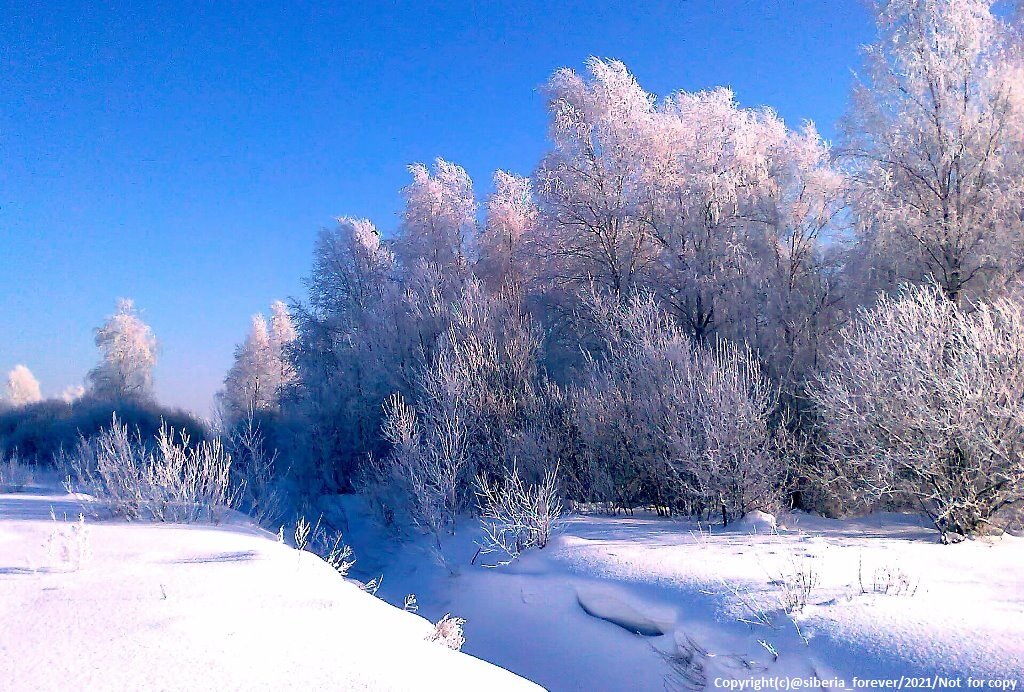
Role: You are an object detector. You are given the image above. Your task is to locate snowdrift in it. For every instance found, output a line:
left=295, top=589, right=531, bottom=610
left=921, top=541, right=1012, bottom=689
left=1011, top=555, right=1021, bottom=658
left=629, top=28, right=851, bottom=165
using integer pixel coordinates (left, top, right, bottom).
left=0, top=490, right=538, bottom=691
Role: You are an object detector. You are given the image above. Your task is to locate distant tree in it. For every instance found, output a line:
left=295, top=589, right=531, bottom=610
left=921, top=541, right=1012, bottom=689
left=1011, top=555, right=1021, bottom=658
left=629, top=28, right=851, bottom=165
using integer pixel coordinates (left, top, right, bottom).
left=220, top=314, right=274, bottom=422
left=219, top=302, right=298, bottom=425
left=86, top=299, right=158, bottom=402
left=6, top=365, right=43, bottom=407
left=60, top=385, right=86, bottom=404
left=843, top=0, right=1024, bottom=302
left=268, top=300, right=298, bottom=397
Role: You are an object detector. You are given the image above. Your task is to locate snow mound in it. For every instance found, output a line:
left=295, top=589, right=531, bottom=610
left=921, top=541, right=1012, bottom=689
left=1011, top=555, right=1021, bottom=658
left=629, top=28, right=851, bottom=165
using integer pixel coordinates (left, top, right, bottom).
left=0, top=489, right=539, bottom=691
left=575, top=585, right=674, bottom=636
left=735, top=509, right=777, bottom=533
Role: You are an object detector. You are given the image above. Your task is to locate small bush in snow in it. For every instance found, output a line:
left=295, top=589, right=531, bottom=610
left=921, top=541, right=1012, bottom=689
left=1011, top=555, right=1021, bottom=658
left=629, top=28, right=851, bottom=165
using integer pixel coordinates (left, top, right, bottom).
left=858, top=557, right=918, bottom=597
left=427, top=614, right=466, bottom=651
left=308, top=525, right=355, bottom=577
left=476, top=463, right=563, bottom=562
left=811, top=285, right=1024, bottom=541
left=67, top=414, right=237, bottom=523
left=293, top=516, right=312, bottom=551
left=772, top=556, right=819, bottom=614
left=46, top=514, right=90, bottom=571
left=0, top=450, right=34, bottom=492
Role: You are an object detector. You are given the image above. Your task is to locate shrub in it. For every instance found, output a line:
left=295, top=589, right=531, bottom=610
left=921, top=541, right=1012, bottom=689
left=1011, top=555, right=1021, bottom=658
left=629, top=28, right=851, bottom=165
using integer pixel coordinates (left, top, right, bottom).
left=225, top=412, right=289, bottom=527
left=427, top=614, right=466, bottom=651
left=810, top=285, right=1024, bottom=541
left=0, top=450, right=34, bottom=492
left=572, top=291, right=789, bottom=523
left=66, top=414, right=236, bottom=523
left=476, top=463, right=563, bottom=562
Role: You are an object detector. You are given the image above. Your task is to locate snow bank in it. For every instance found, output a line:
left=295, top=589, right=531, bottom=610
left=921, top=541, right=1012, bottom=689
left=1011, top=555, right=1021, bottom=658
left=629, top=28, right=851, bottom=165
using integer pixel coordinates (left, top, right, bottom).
left=337, top=496, right=1024, bottom=691
left=0, top=490, right=538, bottom=691
left=734, top=509, right=777, bottom=533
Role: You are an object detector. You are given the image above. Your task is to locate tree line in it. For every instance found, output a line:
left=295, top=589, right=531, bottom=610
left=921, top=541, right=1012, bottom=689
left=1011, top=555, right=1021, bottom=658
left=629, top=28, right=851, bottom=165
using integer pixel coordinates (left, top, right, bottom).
left=5, top=0, right=1023, bottom=543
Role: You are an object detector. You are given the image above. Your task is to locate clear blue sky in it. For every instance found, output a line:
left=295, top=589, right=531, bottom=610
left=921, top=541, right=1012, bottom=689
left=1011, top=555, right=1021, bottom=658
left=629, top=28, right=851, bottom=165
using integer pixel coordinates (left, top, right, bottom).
left=0, top=0, right=875, bottom=415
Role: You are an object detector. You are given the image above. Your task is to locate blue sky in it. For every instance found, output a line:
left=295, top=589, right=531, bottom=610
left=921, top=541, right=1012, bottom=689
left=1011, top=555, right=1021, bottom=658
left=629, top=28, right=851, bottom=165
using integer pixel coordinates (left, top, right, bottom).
left=0, top=0, right=875, bottom=414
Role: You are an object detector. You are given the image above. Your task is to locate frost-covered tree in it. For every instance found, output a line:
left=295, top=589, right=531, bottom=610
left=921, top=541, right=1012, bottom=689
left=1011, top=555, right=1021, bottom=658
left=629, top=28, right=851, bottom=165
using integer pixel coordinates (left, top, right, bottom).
left=219, top=302, right=299, bottom=425
left=86, top=299, right=158, bottom=402
left=532, top=59, right=661, bottom=296
left=644, top=87, right=846, bottom=364
left=60, top=385, right=86, bottom=404
left=292, top=218, right=408, bottom=491
left=810, top=285, right=1024, bottom=541
left=6, top=365, right=43, bottom=407
left=531, top=59, right=846, bottom=394
left=751, top=123, right=848, bottom=392
left=368, top=280, right=550, bottom=536
left=268, top=300, right=298, bottom=395
left=477, top=171, right=538, bottom=291
left=393, top=159, right=477, bottom=273
left=220, top=314, right=274, bottom=421
left=843, top=0, right=1024, bottom=301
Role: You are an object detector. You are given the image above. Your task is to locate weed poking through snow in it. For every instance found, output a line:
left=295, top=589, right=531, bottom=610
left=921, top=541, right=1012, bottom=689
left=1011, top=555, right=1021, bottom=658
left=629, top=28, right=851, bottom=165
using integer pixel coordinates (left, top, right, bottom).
left=427, top=614, right=466, bottom=651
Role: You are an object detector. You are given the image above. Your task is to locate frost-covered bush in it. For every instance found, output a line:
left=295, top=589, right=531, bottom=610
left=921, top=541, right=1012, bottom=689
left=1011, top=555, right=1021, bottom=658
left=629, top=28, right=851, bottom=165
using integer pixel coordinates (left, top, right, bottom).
left=377, top=392, right=467, bottom=541
left=68, top=415, right=237, bottom=523
left=573, top=292, right=788, bottom=523
left=811, top=285, right=1024, bottom=540
left=427, top=614, right=466, bottom=651
left=477, top=464, right=563, bottom=562
left=367, top=281, right=551, bottom=539
left=0, top=449, right=34, bottom=492
left=225, top=412, right=289, bottom=527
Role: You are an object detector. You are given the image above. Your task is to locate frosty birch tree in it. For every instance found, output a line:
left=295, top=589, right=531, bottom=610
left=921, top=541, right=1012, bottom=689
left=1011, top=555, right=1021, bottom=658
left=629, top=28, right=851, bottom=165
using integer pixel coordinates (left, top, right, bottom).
left=531, top=59, right=845, bottom=391
left=393, top=159, right=477, bottom=274
left=86, top=299, right=158, bottom=402
left=292, top=217, right=408, bottom=490
left=843, top=0, right=1024, bottom=301
left=477, top=171, right=538, bottom=291
left=220, top=314, right=275, bottom=422
left=268, top=300, right=298, bottom=398
left=5, top=365, right=43, bottom=407
left=219, top=302, right=299, bottom=424
left=532, top=59, right=661, bottom=296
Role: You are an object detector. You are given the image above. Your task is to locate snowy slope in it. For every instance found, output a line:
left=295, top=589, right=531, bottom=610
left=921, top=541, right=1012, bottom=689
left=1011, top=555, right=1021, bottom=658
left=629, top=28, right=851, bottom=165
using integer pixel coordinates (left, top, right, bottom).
left=0, top=489, right=540, bottom=692
left=334, top=498, right=1024, bottom=691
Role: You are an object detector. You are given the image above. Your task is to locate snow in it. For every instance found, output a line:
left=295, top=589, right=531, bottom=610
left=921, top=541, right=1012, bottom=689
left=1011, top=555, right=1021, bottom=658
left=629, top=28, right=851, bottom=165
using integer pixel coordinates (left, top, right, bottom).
left=333, top=498, right=1024, bottom=691
left=6, top=482, right=1023, bottom=692
left=0, top=486, right=539, bottom=691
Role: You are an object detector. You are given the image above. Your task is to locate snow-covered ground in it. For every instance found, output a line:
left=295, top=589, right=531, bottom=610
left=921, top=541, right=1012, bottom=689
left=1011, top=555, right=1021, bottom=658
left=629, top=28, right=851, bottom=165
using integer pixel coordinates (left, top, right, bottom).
left=0, top=485, right=539, bottom=691
left=4, top=481, right=1022, bottom=692
left=332, top=499, right=1024, bottom=691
